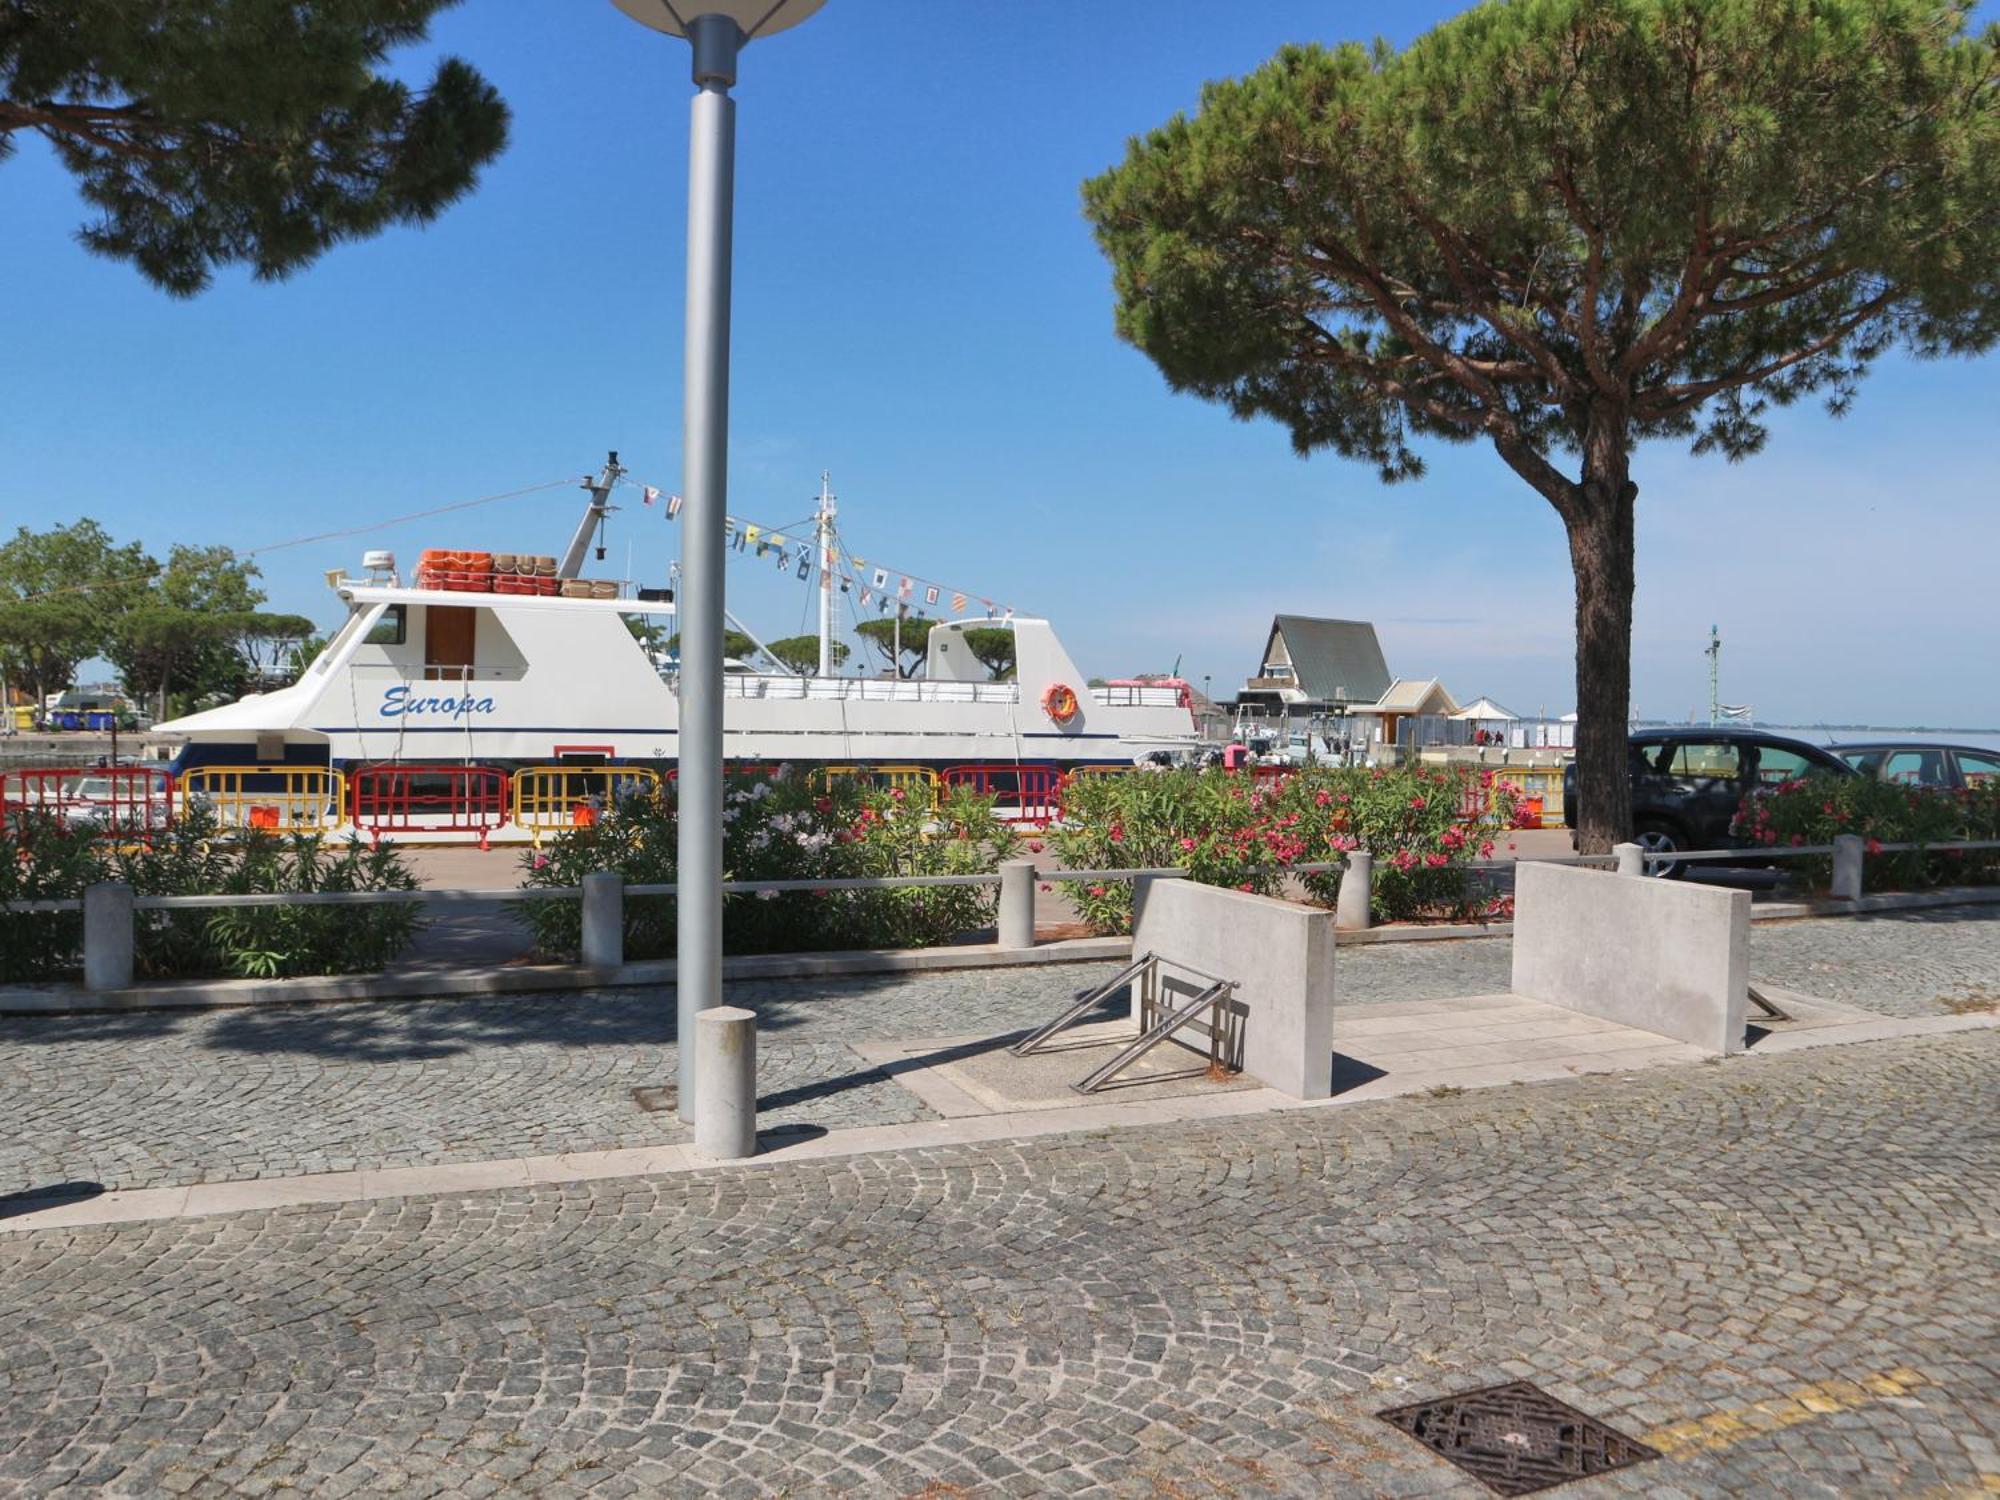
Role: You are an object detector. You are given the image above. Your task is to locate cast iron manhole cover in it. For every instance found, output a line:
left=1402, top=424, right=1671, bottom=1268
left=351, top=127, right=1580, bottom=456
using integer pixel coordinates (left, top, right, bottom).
left=1377, top=1380, right=1659, bottom=1495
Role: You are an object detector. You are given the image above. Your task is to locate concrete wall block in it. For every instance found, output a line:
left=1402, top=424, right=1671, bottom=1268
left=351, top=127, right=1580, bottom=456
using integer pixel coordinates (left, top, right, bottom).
left=1511, top=862, right=1749, bottom=1055
left=1132, top=879, right=1335, bottom=1099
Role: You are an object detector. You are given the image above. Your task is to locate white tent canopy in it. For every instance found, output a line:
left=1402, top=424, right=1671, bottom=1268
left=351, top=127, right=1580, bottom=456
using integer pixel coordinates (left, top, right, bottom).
left=1449, top=695, right=1519, bottom=722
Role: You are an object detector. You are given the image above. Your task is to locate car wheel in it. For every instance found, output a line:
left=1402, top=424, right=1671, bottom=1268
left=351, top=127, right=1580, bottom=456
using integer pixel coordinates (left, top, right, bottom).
left=1635, top=820, right=1688, bottom=879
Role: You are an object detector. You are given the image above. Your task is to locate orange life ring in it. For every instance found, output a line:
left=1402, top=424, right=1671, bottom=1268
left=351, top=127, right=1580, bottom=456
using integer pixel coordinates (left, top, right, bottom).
left=1041, top=682, right=1080, bottom=725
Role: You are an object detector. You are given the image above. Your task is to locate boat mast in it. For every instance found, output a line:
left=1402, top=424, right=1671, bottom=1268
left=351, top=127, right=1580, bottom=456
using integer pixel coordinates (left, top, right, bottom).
left=560, top=452, right=626, bottom=580
left=816, top=471, right=837, bottom=676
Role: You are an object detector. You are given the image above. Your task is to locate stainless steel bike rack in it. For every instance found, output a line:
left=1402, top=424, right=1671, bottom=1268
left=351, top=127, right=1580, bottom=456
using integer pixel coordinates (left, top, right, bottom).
left=1009, top=952, right=1157, bottom=1057
left=1009, top=949, right=1245, bottom=1094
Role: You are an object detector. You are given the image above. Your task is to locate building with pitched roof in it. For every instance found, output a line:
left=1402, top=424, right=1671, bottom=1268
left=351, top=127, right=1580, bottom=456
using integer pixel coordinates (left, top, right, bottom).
left=1238, top=615, right=1393, bottom=715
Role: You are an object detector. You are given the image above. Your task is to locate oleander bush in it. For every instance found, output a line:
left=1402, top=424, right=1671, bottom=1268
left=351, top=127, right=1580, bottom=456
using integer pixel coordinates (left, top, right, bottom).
left=0, top=806, right=421, bottom=983
left=1735, top=776, right=2000, bottom=892
left=1049, top=765, right=1519, bottom=933
left=517, top=766, right=1018, bottom=960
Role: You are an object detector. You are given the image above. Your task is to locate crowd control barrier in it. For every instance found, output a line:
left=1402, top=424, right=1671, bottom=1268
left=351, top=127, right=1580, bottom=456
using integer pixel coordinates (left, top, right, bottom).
left=940, top=764, right=1065, bottom=828
left=349, top=764, right=510, bottom=849
left=512, top=765, right=664, bottom=845
left=0, top=766, right=175, bottom=843
left=180, top=766, right=346, bottom=833
left=817, top=764, right=941, bottom=806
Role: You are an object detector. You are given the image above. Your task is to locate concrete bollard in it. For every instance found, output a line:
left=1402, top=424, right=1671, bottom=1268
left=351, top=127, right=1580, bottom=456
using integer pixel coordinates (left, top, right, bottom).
left=1614, top=842, right=1645, bottom=878
left=83, top=881, right=135, bottom=991
left=694, top=1005, right=758, bottom=1160
left=1334, top=851, right=1373, bottom=931
left=1830, top=833, right=1865, bottom=902
left=997, top=859, right=1036, bottom=949
left=580, top=870, right=624, bottom=968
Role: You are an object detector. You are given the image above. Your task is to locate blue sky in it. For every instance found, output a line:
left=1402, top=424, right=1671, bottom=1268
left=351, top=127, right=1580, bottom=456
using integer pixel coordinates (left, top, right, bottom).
left=2, top=0, right=1994, bottom=727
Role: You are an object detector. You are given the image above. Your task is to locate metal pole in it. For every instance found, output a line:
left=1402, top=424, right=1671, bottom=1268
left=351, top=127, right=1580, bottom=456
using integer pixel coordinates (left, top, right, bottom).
left=817, top=472, right=835, bottom=677
left=676, top=12, right=742, bottom=1120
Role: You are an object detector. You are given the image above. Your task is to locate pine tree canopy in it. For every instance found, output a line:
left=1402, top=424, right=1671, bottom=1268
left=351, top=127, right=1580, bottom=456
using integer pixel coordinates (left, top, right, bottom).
left=1083, top=0, right=1999, bottom=848
left=0, top=0, right=510, bottom=295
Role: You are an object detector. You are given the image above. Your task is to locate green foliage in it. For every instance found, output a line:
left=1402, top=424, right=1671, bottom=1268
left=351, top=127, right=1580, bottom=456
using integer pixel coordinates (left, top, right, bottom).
left=1049, top=765, right=1518, bottom=931
left=0, top=519, right=152, bottom=705
left=854, top=616, right=935, bottom=677
left=958, top=626, right=1016, bottom=680
left=1082, top=0, right=2000, bottom=848
left=665, top=629, right=759, bottom=663
left=1736, top=775, right=2000, bottom=891
left=0, top=806, right=421, bottom=983
left=1, top=0, right=509, bottom=296
left=517, top=769, right=1018, bottom=960
left=765, top=634, right=851, bottom=676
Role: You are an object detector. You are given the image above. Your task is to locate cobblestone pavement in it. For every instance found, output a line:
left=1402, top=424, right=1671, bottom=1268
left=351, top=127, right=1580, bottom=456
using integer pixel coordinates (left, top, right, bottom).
left=5, top=913, right=1997, bottom=1195
left=1, top=1030, right=1993, bottom=1497
left=1750, top=909, right=2000, bottom=1017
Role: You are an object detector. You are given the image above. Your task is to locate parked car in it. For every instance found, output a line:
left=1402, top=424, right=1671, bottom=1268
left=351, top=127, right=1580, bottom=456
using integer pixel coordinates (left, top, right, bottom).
left=1830, top=741, right=2000, bottom=791
left=1564, top=729, right=1853, bottom=877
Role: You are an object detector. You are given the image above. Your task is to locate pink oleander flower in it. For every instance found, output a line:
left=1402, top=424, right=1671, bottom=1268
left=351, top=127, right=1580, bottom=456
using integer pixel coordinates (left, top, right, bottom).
left=1088, top=884, right=1107, bottom=897
left=1409, top=795, right=1427, bottom=809
left=1179, top=837, right=1197, bottom=851
left=1027, top=841, right=1044, bottom=854
left=1425, top=852, right=1448, bottom=869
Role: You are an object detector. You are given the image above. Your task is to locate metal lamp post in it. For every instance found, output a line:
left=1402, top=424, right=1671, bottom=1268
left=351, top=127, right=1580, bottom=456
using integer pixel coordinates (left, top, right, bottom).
left=611, top=0, right=826, bottom=1120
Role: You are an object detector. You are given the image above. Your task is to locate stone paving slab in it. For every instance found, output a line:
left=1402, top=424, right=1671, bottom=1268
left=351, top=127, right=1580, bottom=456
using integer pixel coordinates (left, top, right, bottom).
left=0, top=1030, right=1992, bottom=1496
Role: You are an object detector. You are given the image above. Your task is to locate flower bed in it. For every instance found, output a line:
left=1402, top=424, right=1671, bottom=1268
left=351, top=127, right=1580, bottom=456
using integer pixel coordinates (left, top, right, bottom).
left=517, top=767, right=1018, bottom=960
left=1735, top=776, right=2000, bottom=892
left=0, top=807, right=420, bottom=983
left=1049, top=765, right=1520, bottom=933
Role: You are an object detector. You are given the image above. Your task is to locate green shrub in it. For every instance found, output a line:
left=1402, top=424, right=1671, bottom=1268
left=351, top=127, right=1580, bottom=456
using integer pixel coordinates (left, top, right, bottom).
left=516, top=768, right=1018, bottom=960
left=1049, top=765, right=1517, bottom=932
left=0, top=806, right=422, bottom=982
left=1736, top=775, right=2000, bottom=891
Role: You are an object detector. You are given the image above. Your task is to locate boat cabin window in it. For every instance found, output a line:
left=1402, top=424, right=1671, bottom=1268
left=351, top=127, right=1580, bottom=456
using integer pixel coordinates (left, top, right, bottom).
left=363, top=605, right=406, bottom=646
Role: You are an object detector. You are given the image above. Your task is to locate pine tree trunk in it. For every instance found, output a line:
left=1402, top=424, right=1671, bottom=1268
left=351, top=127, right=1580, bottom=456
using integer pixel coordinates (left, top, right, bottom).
left=1566, top=425, right=1638, bottom=855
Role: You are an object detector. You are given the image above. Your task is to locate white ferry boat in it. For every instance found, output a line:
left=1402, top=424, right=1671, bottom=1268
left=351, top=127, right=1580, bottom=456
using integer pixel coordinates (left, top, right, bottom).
left=153, top=475, right=1199, bottom=786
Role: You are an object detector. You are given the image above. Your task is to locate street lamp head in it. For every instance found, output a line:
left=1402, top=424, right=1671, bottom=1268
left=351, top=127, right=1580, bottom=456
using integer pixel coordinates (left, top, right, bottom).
left=611, top=0, right=822, bottom=84
left=608, top=0, right=825, bottom=40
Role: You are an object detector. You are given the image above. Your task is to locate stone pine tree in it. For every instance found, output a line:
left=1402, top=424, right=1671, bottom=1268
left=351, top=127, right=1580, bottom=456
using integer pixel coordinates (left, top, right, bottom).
left=0, top=1, right=508, bottom=296
left=959, top=626, right=1017, bottom=681
left=765, top=635, right=851, bottom=676
left=1083, top=0, right=2000, bottom=851
left=855, top=617, right=936, bottom=678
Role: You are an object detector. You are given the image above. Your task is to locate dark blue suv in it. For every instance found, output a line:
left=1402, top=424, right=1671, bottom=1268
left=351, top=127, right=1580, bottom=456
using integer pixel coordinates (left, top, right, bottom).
left=1564, top=729, right=1852, bottom=876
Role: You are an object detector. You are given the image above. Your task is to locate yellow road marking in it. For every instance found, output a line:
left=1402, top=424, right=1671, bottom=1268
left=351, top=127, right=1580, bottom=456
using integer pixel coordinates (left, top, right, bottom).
left=1644, top=1368, right=1929, bottom=1460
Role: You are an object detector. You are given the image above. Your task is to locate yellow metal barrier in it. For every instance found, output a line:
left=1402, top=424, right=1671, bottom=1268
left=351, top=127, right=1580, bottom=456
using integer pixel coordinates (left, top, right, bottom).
left=1064, top=764, right=1133, bottom=781
left=511, top=765, right=664, bottom=845
left=818, top=764, right=941, bottom=806
left=1492, top=767, right=1567, bottom=828
left=180, top=766, right=347, bottom=833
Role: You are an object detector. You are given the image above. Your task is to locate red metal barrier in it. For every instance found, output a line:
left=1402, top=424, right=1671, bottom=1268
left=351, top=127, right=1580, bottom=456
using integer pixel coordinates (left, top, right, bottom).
left=348, top=764, right=509, bottom=848
left=1251, top=764, right=1293, bottom=790
left=941, top=764, right=1066, bottom=828
left=0, top=766, right=175, bottom=842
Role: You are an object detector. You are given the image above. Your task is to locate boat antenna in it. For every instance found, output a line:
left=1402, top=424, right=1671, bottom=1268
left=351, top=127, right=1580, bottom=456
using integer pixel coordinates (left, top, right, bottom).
left=560, top=451, right=625, bottom=579
left=815, top=471, right=837, bottom=677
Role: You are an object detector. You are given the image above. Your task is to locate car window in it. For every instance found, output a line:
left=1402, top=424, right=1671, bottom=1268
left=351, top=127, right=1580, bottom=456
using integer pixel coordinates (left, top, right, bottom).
left=1754, top=746, right=1822, bottom=785
left=1665, top=743, right=1741, bottom=779
left=1838, top=749, right=1886, bottom=776
left=1954, top=750, right=2000, bottom=786
left=1882, top=750, right=1950, bottom=787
